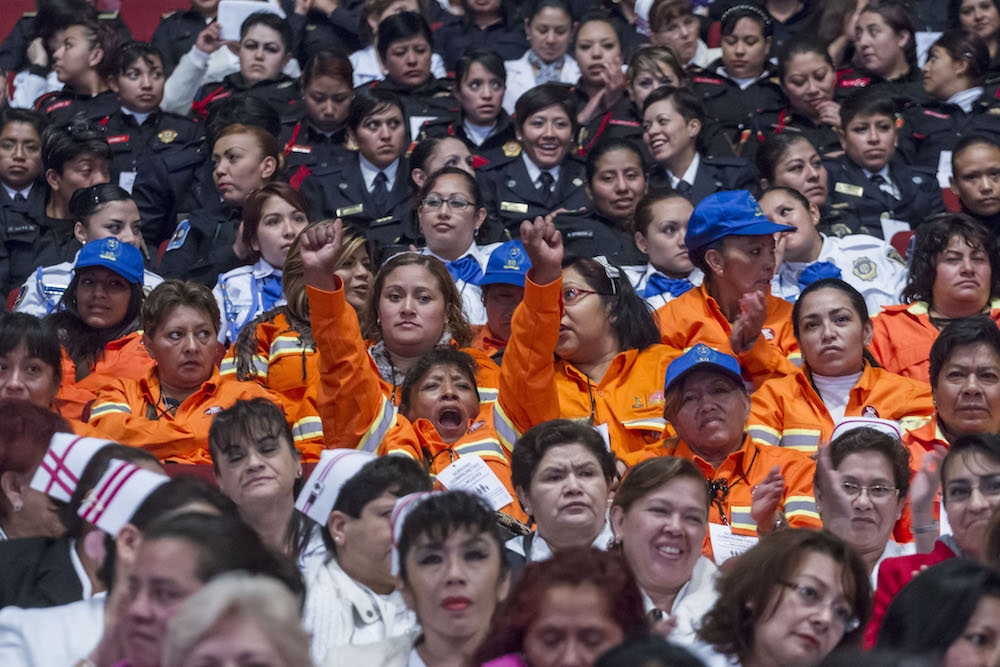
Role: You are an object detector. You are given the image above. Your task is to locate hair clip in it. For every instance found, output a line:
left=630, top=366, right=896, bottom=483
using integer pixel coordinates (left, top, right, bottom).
left=721, top=3, right=773, bottom=29
left=593, top=255, right=621, bottom=295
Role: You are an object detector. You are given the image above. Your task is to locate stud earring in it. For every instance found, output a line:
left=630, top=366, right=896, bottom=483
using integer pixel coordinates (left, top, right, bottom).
left=13, top=501, right=22, bottom=513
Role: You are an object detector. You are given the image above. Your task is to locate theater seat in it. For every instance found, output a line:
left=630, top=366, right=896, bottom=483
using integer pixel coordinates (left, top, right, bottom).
left=6, top=286, right=21, bottom=312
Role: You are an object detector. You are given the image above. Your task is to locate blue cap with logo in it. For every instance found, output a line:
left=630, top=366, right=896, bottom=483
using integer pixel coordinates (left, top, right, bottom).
left=663, top=344, right=743, bottom=394
left=479, top=240, right=532, bottom=287
left=684, top=190, right=795, bottom=252
left=74, top=238, right=144, bottom=285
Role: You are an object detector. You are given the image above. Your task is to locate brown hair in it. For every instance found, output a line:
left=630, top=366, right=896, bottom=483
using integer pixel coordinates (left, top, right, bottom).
left=240, top=183, right=309, bottom=265
left=698, top=529, right=871, bottom=662
left=472, top=548, right=649, bottom=663
left=302, top=50, right=354, bottom=88
left=213, top=124, right=283, bottom=176
left=632, top=189, right=688, bottom=236
left=627, top=44, right=687, bottom=86
left=142, top=280, right=221, bottom=338
left=612, top=456, right=711, bottom=515
left=649, top=0, right=694, bottom=33
left=985, top=504, right=1000, bottom=565
left=0, top=399, right=72, bottom=509
left=360, top=253, right=473, bottom=347
left=231, top=222, right=369, bottom=382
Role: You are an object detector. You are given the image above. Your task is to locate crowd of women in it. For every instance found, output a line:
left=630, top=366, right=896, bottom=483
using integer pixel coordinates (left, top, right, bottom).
left=2, top=0, right=1000, bottom=664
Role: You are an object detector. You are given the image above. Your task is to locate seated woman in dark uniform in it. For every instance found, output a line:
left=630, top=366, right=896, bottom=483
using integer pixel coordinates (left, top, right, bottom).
left=899, top=29, right=1000, bottom=171
left=432, top=0, right=528, bottom=71
left=417, top=49, right=517, bottom=166
left=367, top=12, right=457, bottom=127
left=641, top=85, right=755, bottom=206
left=100, top=41, right=201, bottom=191
left=282, top=50, right=355, bottom=177
left=478, top=82, right=591, bottom=238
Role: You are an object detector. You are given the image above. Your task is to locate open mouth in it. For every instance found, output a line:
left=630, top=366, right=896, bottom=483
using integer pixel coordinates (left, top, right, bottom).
left=437, top=407, right=464, bottom=428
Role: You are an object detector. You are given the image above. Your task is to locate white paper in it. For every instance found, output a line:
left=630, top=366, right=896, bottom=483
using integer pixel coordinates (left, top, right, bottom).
left=409, top=115, right=436, bottom=140
left=915, top=32, right=942, bottom=68
left=940, top=503, right=951, bottom=536
left=218, top=1, right=286, bottom=41
left=937, top=150, right=953, bottom=189
left=708, top=523, right=758, bottom=564
left=880, top=218, right=910, bottom=246
left=118, top=171, right=137, bottom=194
left=594, top=422, right=611, bottom=452
left=436, top=456, right=513, bottom=511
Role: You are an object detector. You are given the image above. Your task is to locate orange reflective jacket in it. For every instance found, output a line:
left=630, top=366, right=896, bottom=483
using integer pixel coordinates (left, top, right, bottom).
left=54, top=331, right=155, bottom=422
left=747, top=364, right=934, bottom=453
left=87, top=367, right=282, bottom=463
left=500, top=275, right=678, bottom=465
left=219, top=312, right=325, bottom=460
left=470, top=325, right=506, bottom=359
left=870, top=301, right=1000, bottom=383
left=664, top=435, right=821, bottom=562
left=655, top=284, right=801, bottom=390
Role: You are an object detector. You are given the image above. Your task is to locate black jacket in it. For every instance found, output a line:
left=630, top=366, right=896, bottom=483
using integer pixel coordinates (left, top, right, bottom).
left=432, top=14, right=528, bottom=71
left=34, top=88, right=120, bottom=125
left=150, top=8, right=207, bottom=75
left=417, top=109, right=519, bottom=167
left=193, top=73, right=303, bottom=122
left=99, top=109, right=203, bottom=179
left=647, top=154, right=757, bottom=206
left=0, top=537, right=83, bottom=610
left=158, top=206, right=244, bottom=285
left=898, top=94, right=1000, bottom=171
left=550, top=209, right=646, bottom=266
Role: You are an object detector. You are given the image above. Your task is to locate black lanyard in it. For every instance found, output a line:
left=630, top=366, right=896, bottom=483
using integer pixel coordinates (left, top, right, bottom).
left=708, top=445, right=758, bottom=526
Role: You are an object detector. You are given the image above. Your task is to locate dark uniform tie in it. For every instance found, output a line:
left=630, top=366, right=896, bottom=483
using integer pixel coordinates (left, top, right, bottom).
left=13, top=193, right=26, bottom=204
left=372, top=171, right=389, bottom=211
left=538, top=170, right=555, bottom=206
left=870, top=173, right=896, bottom=200
left=675, top=180, right=692, bottom=197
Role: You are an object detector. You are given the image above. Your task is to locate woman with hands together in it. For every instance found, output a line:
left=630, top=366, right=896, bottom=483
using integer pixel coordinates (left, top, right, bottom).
left=498, top=214, right=679, bottom=466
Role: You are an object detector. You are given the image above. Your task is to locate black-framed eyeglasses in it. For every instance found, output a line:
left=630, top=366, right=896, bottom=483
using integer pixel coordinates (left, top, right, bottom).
left=778, top=581, right=860, bottom=633
left=421, top=195, right=473, bottom=211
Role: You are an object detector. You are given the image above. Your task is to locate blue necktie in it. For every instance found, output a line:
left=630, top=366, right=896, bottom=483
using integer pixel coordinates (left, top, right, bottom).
left=643, top=273, right=694, bottom=299
left=797, top=261, right=842, bottom=293
left=261, top=274, right=283, bottom=311
left=446, top=255, right=483, bottom=285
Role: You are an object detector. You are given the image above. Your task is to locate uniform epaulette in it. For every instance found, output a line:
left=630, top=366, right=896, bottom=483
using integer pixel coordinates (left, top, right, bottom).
left=23, top=12, right=36, bottom=18
left=98, top=11, right=119, bottom=19
left=161, top=9, right=177, bottom=19
left=703, top=154, right=747, bottom=166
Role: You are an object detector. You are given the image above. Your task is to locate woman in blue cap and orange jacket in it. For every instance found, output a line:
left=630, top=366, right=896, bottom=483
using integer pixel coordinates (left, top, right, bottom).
left=470, top=240, right=531, bottom=360
left=656, top=189, right=801, bottom=391
left=44, top=237, right=154, bottom=422
left=660, top=344, right=821, bottom=564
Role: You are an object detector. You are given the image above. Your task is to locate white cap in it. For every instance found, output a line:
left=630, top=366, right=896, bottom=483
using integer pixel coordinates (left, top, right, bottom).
left=831, top=417, right=903, bottom=443
left=77, top=459, right=170, bottom=536
left=29, top=433, right=115, bottom=503
left=390, top=491, right=443, bottom=576
left=294, top=450, right=377, bottom=524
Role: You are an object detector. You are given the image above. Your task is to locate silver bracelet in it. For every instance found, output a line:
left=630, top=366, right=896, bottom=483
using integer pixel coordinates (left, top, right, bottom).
left=912, top=522, right=939, bottom=535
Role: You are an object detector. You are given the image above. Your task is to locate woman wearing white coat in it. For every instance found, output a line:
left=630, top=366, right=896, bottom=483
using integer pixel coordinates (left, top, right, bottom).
left=502, top=0, right=580, bottom=114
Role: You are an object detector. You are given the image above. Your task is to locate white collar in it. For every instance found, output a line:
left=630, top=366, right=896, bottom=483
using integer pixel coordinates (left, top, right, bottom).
left=463, top=119, right=496, bottom=146
left=423, top=240, right=481, bottom=265
left=2, top=182, right=32, bottom=200
left=862, top=164, right=893, bottom=184
left=251, top=257, right=282, bottom=279
left=947, top=86, right=984, bottom=113
left=359, top=155, right=400, bottom=192
left=715, top=65, right=760, bottom=90
left=641, top=555, right=717, bottom=615
left=68, top=538, right=94, bottom=599
left=121, top=106, right=152, bottom=125
left=324, top=557, right=406, bottom=627
left=669, top=152, right=701, bottom=188
left=522, top=153, right=560, bottom=189
left=513, top=519, right=614, bottom=563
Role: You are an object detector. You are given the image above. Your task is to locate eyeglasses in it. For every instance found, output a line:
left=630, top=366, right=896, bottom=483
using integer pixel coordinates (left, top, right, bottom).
left=562, top=288, right=607, bottom=304
left=778, top=581, right=860, bottom=633
left=421, top=196, right=473, bottom=211
left=945, top=474, right=1000, bottom=502
left=840, top=480, right=898, bottom=500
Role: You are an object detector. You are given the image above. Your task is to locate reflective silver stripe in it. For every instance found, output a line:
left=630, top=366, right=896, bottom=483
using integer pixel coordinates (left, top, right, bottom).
left=89, top=402, right=132, bottom=418
left=784, top=498, right=818, bottom=515
left=492, top=404, right=518, bottom=452
left=218, top=357, right=238, bottom=375
left=747, top=426, right=780, bottom=447
left=478, top=387, right=498, bottom=402
left=357, top=397, right=396, bottom=453
left=622, top=417, right=667, bottom=430
left=291, top=417, right=323, bottom=441
left=781, top=433, right=820, bottom=450
left=269, top=337, right=310, bottom=360
left=730, top=508, right=755, bottom=530
left=454, top=439, right=507, bottom=460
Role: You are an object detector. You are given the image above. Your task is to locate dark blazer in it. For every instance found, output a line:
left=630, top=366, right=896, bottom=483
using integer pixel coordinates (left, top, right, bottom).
left=418, top=109, right=519, bottom=167
left=647, top=154, right=758, bottom=206
left=478, top=150, right=592, bottom=240
left=550, top=209, right=646, bottom=266
left=690, top=63, right=787, bottom=148
left=432, top=14, right=528, bottom=71
left=751, top=107, right=843, bottom=156
left=898, top=95, right=1000, bottom=171
left=823, top=155, right=945, bottom=237
left=0, top=536, right=83, bottom=610
left=280, top=0, right=362, bottom=64
left=150, top=7, right=207, bottom=74
left=297, top=154, right=418, bottom=257
left=158, top=206, right=244, bottom=286
left=34, top=88, right=120, bottom=125
left=193, top=73, right=303, bottom=122
left=99, top=109, right=203, bottom=180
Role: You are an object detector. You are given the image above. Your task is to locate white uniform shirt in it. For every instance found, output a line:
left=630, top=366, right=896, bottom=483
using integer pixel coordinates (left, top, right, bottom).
left=302, top=556, right=418, bottom=666
left=502, top=50, right=581, bottom=114
left=627, top=264, right=704, bottom=311
left=0, top=595, right=105, bottom=667
left=770, top=234, right=908, bottom=316
left=15, top=258, right=164, bottom=318
left=641, top=555, right=719, bottom=649
left=212, top=258, right=285, bottom=344
left=349, top=45, right=447, bottom=88
left=421, top=241, right=500, bottom=325
left=505, top=519, right=615, bottom=563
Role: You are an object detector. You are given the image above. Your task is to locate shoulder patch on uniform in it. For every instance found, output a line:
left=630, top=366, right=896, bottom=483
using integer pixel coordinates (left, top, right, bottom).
left=853, top=257, right=877, bottom=281
left=502, top=141, right=521, bottom=157
left=158, top=129, right=178, bottom=144
left=166, top=219, right=191, bottom=252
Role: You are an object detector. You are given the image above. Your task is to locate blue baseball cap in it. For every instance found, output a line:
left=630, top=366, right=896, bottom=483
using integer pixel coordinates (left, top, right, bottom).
left=74, top=238, right=144, bottom=285
left=663, top=344, right=743, bottom=394
left=685, top=190, right=794, bottom=252
left=479, top=240, right=531, bottom=287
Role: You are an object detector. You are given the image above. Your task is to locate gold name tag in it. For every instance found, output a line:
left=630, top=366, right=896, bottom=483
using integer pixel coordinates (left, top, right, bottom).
left=336, top=204, right=364, bottom=217
left=834, top=182, right=864, bottom=197
left=500, top=201, right=528, bottom=214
